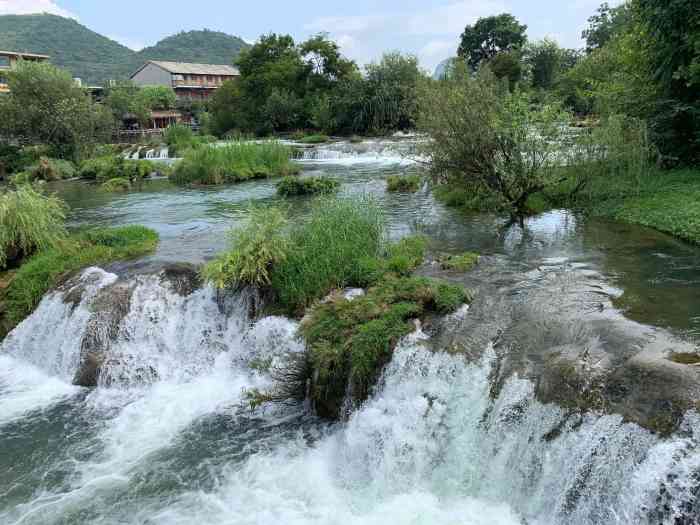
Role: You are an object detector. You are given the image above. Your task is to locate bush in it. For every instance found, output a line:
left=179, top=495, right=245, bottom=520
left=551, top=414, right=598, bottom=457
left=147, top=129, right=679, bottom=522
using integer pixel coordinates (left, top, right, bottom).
left=2, top=226, right=158, bottom=330
left=276, top=176, right=340, bottom=196
left=79, top=156, right=160, bottom=182
left=170, top=142, right=300, bottom=185
left=386, top=174, right=421, bottom=192
left=0, top=185, right=67, bottom=269
left=21, top=157, right=77, bottom=182
left=203, top=206, right=289, bottom=290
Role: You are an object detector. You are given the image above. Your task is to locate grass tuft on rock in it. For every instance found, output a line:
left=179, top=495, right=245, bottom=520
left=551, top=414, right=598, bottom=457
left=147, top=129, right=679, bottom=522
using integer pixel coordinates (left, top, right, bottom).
left=1, top=226, right=158, bottom=335
left=276, top=176, right=340, bottom=197
left=101, top=177, right=131, bottom=192
left=386, top=174, right=422, bottom=192
left=170, top=142, right=300, bottom=186
left=439, top=252, right=479, bottom=272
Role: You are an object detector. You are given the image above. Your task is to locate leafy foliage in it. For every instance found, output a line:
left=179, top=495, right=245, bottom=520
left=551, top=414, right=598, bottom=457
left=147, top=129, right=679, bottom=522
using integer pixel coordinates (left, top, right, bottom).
left=0, top=61, right=114, bottom=160
left=138, top=29, right=249, bottom=66
left=458, top=14, right=528, bottom=69
left=0, top=185, right=67, bottom=269
left=419, top=66, right=571, bottom=221
left=15, top=157, right=76, bottom=182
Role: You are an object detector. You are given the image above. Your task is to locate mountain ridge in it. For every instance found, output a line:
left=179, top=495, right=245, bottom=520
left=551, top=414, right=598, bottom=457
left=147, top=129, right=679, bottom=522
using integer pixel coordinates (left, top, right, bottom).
left=0, top=14, right=249, bottom=84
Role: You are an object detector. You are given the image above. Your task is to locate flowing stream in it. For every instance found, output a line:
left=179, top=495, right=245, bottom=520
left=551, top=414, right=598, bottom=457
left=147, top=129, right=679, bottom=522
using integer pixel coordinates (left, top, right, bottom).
left=1, top=138, right=699, bottom=524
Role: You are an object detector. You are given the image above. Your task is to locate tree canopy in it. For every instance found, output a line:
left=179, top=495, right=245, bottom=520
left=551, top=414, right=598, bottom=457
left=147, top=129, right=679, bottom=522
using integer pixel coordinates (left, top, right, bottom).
left=458, top=14, right=528, bottom=69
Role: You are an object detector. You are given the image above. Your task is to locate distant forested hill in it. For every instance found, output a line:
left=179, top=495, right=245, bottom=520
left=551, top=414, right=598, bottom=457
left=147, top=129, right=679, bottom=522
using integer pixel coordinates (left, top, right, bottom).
left=0, top=14, right=249, bottom=84
left=138, top=30, right=249, bottom=66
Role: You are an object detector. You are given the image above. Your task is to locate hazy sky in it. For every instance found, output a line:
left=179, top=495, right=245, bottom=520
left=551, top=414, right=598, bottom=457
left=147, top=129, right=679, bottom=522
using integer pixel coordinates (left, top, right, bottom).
left=1, top=0, right=618, bottom=72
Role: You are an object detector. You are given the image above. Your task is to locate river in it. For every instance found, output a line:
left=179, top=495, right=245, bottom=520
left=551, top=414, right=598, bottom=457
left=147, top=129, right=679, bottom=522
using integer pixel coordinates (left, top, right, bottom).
left=0, top=138, right=698, bottom=524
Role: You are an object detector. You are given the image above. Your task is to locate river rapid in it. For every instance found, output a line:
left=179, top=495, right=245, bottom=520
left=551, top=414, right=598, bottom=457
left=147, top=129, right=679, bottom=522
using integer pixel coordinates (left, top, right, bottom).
left=1, top=138, right=699, bottom=524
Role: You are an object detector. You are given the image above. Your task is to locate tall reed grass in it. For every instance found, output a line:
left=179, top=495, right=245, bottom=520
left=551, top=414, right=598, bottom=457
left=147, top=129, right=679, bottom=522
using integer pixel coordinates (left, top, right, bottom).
left=170, top=142, right=300, bottom=185
left=0, top=185, right=67, bottom=269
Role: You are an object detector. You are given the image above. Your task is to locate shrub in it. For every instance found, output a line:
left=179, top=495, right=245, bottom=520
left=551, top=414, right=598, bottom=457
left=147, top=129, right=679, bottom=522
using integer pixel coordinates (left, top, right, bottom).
left=0, top=185, right=67, bottom=269
left=23, top=157, right=77, bottom=181
left=170, top=142, right=300, bottom=185
left=203, top=206, right=289, bottom=290
left=276, top=176, right=340, bottom=196
left=386, top=174, right=421, bottom=192
left=2, top=226, right=158, bottom=330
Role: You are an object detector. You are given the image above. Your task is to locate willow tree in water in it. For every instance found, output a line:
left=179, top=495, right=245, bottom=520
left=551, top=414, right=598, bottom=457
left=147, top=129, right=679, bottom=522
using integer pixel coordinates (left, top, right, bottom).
left=419, top=65, right=571, bottom=224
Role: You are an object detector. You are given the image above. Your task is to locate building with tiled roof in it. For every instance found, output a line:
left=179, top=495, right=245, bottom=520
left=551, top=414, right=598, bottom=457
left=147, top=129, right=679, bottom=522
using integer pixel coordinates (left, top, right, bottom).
left=130, top=60, right=240, bottom=101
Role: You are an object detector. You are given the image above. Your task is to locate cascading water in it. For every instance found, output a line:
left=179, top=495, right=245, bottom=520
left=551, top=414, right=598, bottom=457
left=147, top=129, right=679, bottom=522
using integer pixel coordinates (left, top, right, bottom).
left=1, top=263, right=698, bottom=524
left=296, top=138, right=422, bottom=167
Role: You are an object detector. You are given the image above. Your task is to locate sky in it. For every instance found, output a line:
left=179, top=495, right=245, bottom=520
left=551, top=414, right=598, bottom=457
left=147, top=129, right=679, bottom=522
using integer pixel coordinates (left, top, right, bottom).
left=0, top=0, right=618, bottom=72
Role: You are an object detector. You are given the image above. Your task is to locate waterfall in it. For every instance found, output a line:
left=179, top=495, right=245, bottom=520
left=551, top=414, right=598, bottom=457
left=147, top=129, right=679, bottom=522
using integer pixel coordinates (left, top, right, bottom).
left=0, top=268, right=697, bottom=524
left=296, top=139, right=420, bottom=166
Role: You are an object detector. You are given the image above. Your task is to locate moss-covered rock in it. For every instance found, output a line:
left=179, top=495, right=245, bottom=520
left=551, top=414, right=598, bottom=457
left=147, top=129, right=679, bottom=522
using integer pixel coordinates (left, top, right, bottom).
left=300, top=275, right=471, bottom=418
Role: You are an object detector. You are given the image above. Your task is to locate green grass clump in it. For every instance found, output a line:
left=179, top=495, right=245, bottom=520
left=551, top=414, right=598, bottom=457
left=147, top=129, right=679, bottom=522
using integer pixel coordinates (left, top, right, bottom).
left=270, top=197, right=384, bottom=313
left=276, top=176, right=340, bottom=197
left=433, top=183, right=506, bottom=213
left=0, top=185, right=67, bottom=269
left=79, top=156, right=160, bottom=182
left=386, top=174, right=422, bottom=192
left=170, top=142, right=300, bottom=185
left=101, top=177, right=131, bottom=192
left=300, top=275, right=470, bottom=418
left=203, top=206, right=289, bottom=290
left=298, top=134, right=330, bottom=144
left=164, top=124, right=218, bottom=157
left=1, top=226, right=158, bottom=332
left=439, top=252, right=479, bottom=272
left=18, top=157, right=77, bottom=182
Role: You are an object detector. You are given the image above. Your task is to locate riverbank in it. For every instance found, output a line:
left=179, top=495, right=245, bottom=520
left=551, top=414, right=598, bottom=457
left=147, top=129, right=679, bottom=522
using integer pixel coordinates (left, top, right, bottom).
left=435, top=168, right=700, bottom=245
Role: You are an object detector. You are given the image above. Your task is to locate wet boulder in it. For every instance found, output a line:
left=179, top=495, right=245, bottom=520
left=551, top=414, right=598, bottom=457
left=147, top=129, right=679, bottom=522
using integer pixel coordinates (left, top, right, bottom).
left=73, top=281, right=134, bottom=387
left=159, top=263, right=202, bottom=297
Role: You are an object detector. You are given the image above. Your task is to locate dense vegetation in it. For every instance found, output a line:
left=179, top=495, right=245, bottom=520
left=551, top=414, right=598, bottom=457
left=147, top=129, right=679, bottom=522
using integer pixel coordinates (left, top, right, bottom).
left=138, top=29, right=249, bottom=66
left=206, top=197, right=471, bottom=418
left=276, top=176, right=339, bottom=197
left=0, top=15, right=250, bottom=84
left=386, top=174, right=422, bottom=192
left=1, top=225, right=158, bottom=336
left=0, top=62, right=114, bottom=161
left=170, top=142, right=299, bottom=185
left=208, top=34, right=422, bottom=136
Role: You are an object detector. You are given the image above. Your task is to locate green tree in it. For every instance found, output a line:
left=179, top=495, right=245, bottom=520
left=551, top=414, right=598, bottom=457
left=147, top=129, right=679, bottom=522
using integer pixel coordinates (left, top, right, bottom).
left=137, top=85, right=177, bottom=110
left=488, top=50, right=522, bottom=88
left=0, top=61, right=114, bottom=160
left=582, top=2, right=632, bottom=53
left=103, top=81, right=150, bottom=125
left=419, top=65, right=571, bottom=223
left=634, top=0, right=700, bottom=163
left=458, top=14, right=528, bottom=69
